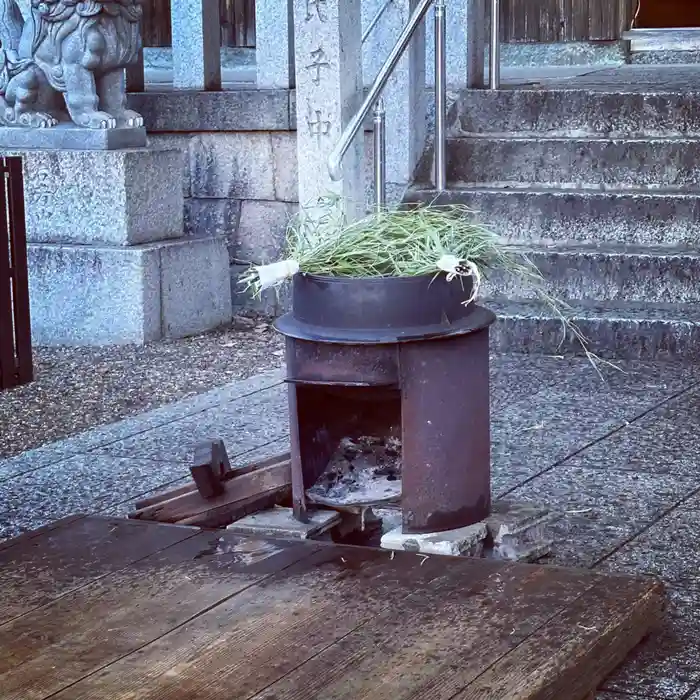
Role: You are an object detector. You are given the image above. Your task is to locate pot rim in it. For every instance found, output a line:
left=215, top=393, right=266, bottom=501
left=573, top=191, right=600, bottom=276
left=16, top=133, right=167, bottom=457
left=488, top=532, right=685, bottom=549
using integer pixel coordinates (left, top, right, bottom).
left=296, top=271, right=450, bottom=283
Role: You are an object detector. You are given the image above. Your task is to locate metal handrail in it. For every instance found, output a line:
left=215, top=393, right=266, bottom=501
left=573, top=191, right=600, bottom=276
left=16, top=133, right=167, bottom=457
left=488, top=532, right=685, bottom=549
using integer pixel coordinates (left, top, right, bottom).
left=362, top=0, right=394, bottom=44
left=328, top=0, right=501, bottom=210
left=490, top=0, right=501, bottom=89
left=327, top=0, right=436, bottom=184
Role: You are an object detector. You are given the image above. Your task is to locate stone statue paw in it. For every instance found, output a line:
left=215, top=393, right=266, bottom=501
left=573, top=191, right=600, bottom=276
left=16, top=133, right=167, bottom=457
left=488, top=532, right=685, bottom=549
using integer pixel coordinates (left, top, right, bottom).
left=75, top=110, right=118, bottom=130
left=16, top=111, right=58, bottom=128
left=114, top=109, right=144, bottom=129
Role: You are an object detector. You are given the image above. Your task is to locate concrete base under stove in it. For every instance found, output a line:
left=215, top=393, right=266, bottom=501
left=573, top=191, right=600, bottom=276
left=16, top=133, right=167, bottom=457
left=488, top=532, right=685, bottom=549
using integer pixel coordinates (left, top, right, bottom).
left=381, top=500, right=557, bottom=562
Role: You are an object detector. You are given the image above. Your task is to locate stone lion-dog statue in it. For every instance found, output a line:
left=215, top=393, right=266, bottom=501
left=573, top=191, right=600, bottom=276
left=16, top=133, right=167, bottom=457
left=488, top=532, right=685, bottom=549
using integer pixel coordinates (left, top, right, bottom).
left=0, top=0, right=144, bottom=129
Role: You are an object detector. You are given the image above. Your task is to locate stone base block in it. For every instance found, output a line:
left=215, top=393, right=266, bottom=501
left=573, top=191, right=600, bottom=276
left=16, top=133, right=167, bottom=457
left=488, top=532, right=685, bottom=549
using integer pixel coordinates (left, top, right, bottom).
left=226, top=507, right=341, bottom=540
left=0, top=124, right=147, bottom=151
left=380, top=523, right=488, bottom=558
left=484, top=500, right=558, bottom=562
left=29, top=236, right=232, bottom=346
left=380, top=501, right=557, bottom=562
left=23, top=147, right=183, bottom=245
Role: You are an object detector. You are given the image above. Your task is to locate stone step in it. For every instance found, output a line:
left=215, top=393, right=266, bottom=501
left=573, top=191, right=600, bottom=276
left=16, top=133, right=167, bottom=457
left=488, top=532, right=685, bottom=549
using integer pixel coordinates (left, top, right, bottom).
left=406, top=186, right=700, bottom=248
left=482, top=244, right=700, bottom=305
left=488, top=300, right=700, bottom=360
left=454, top=89, right=700, bottom=137
left=446, top=136, right=700, bottom=189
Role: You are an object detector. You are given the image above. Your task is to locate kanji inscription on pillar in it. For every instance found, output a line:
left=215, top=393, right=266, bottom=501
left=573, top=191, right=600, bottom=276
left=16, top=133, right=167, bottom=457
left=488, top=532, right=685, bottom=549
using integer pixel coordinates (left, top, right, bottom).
left=306, top=47, right=330, bottom=85
left=294, top=0, right=363, bottom=216
left=306, top=104, right=333, bottom=144
left=306, top=0, right=328, bottom=22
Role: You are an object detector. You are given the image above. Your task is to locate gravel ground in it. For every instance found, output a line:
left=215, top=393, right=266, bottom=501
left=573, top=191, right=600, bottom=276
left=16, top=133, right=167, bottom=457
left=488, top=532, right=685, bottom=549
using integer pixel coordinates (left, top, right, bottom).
left=0, top=314, right=284, bottom=459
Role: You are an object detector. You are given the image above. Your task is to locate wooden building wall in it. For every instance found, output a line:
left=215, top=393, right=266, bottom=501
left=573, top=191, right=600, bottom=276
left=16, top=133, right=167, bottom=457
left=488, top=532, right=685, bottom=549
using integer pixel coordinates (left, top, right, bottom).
left=140, top=0, right=637, bottom=49
left=501, top=0, right=636, bottom=42
left=142, top=0, right=256, bottom=47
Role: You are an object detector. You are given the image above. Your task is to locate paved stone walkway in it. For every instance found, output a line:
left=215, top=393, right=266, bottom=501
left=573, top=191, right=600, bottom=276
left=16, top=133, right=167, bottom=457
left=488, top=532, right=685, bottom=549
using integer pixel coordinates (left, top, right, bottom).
left=1, top=354, right=699, bottom=699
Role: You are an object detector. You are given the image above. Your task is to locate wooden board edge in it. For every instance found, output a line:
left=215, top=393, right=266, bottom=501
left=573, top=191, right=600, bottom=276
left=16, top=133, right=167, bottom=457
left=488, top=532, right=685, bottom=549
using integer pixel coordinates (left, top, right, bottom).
left=130, top=453, right=291, bottom=513
left=0, top=514, right=86, bottom=553
left=533, top=579, right=665, bottom=700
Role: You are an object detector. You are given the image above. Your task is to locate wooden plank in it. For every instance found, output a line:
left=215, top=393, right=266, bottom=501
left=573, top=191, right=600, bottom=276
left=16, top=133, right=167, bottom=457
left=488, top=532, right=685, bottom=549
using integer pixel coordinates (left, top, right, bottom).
left=130, top=460, right=291, bottom=524
left=7, top=157, right=32, bottom=386
left=619, top=0, right=636, bottom=33
left=0, top=517, right=196, bottom=625
left=52, top=544, right=474, bottom=700
left=141, top=0, right=171, bottom=47
left=0, top=515, right=83, bottom=554
left=560, top=0, right=591, bottom=42
left=0, top=519, right=664, bottom=700
left=0, top=161, right=15, bottom=390
left=244, top=565, right=605, bottom=700
left=132, top=452, right=292, bottom=510
left=0, top=528, right=317, bottom=700
left=589, top=0, right=619, bottom=40
left=453, top=576, right=664, bottom=699
left=175, top=489, right=289, bottom=528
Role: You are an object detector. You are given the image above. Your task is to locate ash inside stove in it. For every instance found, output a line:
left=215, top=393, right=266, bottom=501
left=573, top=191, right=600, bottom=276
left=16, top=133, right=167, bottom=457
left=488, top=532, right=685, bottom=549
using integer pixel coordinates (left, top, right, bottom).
left=306, top=436, right=402, bottom=508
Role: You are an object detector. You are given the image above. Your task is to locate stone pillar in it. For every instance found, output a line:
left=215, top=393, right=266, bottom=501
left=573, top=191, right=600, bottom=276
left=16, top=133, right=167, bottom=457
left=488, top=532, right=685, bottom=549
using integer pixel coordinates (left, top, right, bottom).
left=256, top=0, right=295, bottom=89
left=293, top=0, right=364, bottom=218
left=467, top=0, right=487, bottom=88
left=171, top=0, right=222, bottom=90
left=426, top=0, right=471, bottom=88
left=363, top=0, right=426, bottom=201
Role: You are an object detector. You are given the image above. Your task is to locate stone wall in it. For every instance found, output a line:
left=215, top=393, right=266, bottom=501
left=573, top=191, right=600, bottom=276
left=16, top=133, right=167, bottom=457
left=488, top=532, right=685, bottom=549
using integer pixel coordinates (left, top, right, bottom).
left=132, top=90, right=380, bottom=316
left=154, top=131, right=298, bottom=314
left=132, top=90, right=298, bottom=314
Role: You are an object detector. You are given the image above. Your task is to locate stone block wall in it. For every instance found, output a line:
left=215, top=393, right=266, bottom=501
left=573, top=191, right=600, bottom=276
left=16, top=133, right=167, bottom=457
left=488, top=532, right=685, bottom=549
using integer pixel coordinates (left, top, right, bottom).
left=135, top=90, right=382, bottom=316
left=149, top=131, right=298, bottom=315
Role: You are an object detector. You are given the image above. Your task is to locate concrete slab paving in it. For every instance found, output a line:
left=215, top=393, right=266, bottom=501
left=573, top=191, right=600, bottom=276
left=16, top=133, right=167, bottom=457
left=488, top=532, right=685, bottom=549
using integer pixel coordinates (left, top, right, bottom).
left=0, top=353, right=699, bottom=696
left=505, top=464, right=700, bottom=569
left=0, top=455, right=193, bottom=540
left=91, top=384, right=288, bottom=462
left=564, top=386, right=700, bottom=476
left=598, top=499, right=700, bottom=591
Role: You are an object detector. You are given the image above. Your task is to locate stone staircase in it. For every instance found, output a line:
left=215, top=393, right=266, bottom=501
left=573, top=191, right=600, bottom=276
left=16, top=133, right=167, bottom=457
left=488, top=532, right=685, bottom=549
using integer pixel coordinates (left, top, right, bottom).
left=408, top=73, right=700, bottom=360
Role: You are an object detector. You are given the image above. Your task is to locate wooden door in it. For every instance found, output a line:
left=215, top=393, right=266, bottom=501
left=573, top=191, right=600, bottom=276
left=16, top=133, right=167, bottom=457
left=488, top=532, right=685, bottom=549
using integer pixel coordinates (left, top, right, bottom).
left=141, top=0, right=256, bottom=47
left=634, top=0, right=700, bottom=28
left=501, top=0, right=635, bottom=42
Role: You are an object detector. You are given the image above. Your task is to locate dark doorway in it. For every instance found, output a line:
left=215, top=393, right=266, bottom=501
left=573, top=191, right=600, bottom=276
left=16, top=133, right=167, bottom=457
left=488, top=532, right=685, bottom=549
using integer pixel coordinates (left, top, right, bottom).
left=0, top=157, right=32, bottom=391
left=635, top=0, right=700, bottom=28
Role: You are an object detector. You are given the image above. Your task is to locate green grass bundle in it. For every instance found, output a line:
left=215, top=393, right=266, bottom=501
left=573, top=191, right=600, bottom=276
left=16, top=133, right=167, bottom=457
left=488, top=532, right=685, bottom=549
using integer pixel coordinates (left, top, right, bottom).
left=242, top=196, right=539, bottom=290
left=240, top=196, right=612, bottom=372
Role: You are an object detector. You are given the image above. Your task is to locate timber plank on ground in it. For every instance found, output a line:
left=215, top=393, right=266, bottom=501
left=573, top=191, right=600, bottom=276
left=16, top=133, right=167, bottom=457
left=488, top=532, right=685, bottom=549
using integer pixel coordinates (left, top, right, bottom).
left=0, top=516, right=664, bottom=700
left=128, top=453, right=292, bottom=527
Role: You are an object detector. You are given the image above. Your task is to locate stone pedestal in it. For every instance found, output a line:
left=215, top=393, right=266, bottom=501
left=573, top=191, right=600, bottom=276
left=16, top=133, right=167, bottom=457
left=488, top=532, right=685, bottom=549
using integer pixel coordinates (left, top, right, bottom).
left=23, top=147, right=232, bottom=346
left=380, top=501, right=557, bottom=562
left=293, top=0, right=364, bottom=217
left=23, top=149, right=183, bottom=246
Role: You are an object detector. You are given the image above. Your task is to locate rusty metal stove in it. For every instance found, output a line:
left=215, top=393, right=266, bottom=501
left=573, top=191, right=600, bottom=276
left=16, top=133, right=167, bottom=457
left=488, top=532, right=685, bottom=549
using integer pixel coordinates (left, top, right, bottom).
left=274, top=272, right=496, bottom=535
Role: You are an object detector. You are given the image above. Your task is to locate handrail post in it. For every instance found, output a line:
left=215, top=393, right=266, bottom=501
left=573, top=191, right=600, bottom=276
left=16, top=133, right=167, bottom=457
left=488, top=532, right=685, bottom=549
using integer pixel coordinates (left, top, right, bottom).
left=489, top=0, right=500, bottom=89
left=328, top=0, right=434, bottom=182
left=373, top=98, right=387, bottom=212
left=434, top=0, right=447, bottom=192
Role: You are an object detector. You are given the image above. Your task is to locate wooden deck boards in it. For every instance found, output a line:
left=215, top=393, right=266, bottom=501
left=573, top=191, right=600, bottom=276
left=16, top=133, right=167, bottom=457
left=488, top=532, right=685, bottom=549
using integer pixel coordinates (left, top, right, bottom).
left=0, top=516, right=664, bottom=700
